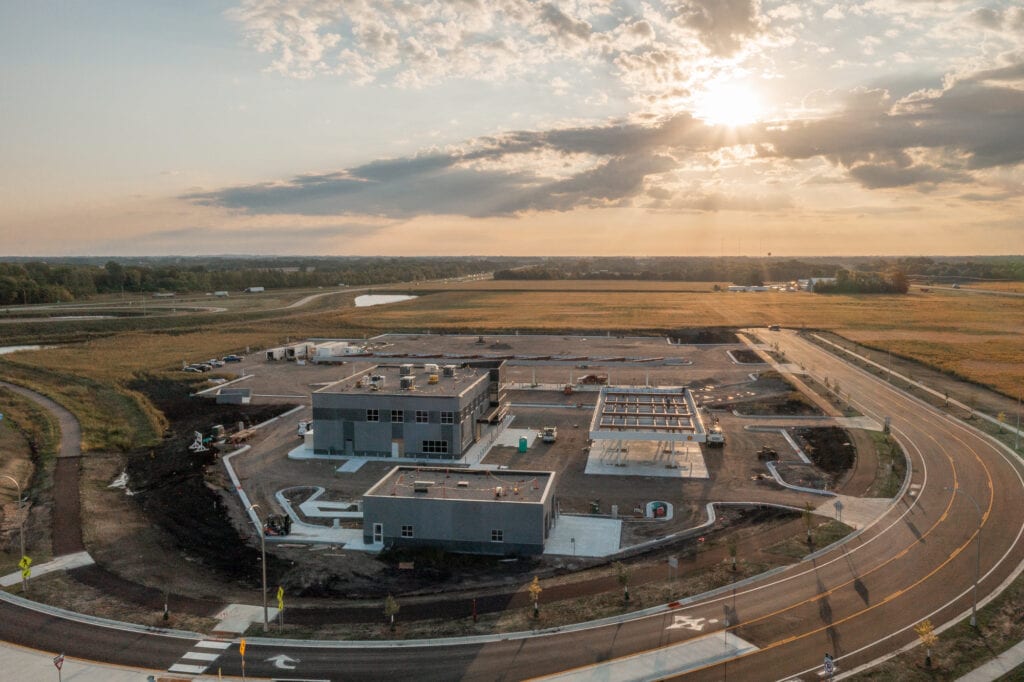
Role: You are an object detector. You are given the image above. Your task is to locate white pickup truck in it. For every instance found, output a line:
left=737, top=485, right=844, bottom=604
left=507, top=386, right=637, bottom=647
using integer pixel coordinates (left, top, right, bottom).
left=541, top=426, right=557, bottom=443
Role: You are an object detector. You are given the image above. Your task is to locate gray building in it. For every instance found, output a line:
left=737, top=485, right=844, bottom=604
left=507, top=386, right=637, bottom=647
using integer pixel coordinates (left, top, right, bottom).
left=311, top=361, right=506, bottom=459
left=362, top=466, right=557, bottom=555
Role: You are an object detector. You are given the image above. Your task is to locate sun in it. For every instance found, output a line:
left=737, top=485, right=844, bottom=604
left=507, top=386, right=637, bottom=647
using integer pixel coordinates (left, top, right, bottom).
left=694, top=82, right=764, bottom=127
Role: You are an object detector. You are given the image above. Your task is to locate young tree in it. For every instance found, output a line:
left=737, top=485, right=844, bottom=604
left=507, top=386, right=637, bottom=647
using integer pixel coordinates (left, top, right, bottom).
left=803, top=502, right=816, bottom=544
left=614, top=561, right=631, bottom=602
left=384, top=594, right=400, bottom=632
left=528, top=576, right=542, bottom=618
left=727, top=536, right=738, bottom=571
left=915, top=619, right=937, bottom=668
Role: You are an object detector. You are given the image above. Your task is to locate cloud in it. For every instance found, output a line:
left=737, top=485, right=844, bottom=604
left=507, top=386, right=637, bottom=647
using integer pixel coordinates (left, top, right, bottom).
left=675, top=0, right=766, bottom=56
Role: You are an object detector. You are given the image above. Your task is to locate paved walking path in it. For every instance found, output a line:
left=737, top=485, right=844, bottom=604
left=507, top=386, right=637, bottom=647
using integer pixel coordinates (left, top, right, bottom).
left=955, top=639, right=1024, bottom=681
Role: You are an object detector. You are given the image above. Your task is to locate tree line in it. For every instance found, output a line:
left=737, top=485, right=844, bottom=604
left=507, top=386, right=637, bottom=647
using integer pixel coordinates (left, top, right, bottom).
left=0, top=257, right=523, bottom=305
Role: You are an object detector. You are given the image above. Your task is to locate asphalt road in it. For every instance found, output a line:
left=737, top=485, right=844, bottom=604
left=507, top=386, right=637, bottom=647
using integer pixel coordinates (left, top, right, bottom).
left=3, top=328, right=1023, bottom=681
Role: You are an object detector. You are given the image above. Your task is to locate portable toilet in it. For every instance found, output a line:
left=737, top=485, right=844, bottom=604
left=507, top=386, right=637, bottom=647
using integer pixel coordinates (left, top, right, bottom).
left=518, top=437, right=528, bottom=453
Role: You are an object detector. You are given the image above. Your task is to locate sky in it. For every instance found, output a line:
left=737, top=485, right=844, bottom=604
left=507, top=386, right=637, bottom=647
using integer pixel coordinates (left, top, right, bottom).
left=1, top=1, right=1023, bottom=258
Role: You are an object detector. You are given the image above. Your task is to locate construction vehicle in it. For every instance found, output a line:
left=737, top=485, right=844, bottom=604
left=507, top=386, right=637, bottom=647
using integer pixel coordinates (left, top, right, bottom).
left=541, top=426, right=557, bottom=443
left=707, top=421, right=725, bottom=447
left=756, top=445, right=778, bottom=461
left=264, top=514, right=292, bottom=536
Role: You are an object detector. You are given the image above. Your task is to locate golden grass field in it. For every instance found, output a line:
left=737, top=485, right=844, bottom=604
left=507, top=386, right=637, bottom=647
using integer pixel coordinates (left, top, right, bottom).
left=3, top=280, right=1022, bottom=450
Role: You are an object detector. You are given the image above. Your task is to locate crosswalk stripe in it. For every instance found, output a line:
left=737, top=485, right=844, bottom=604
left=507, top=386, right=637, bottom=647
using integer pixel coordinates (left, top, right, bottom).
left=183, top=651, right=220, bottom=661
left=196, top=640, right=232, bottom=650
left=169, top=663, right=209, bottom=674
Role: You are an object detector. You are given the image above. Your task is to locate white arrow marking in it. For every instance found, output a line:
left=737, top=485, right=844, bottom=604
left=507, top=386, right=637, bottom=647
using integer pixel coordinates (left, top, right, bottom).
left=266, top=654, right=300, bottom=670
left=666, top=615, right=708, bottom=631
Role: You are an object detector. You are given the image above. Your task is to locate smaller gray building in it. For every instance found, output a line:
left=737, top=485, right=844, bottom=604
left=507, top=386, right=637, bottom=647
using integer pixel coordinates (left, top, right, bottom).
left=363, top=467, right=557, bottom=556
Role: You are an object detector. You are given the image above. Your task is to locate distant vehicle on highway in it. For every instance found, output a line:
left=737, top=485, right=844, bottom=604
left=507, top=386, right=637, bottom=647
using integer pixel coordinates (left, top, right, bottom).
left=223, top=354, right=243, bottom=362
left=769, top=324, right=781, bottom=331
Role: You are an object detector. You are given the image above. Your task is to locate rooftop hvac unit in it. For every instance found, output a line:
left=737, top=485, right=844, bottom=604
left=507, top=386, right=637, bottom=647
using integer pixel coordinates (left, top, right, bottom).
left=400, top=376, right=415, bottom=390
left=428, top=374, right=439, bottom=384
left=424, top=363, right=439, bottom=374
left=442, top=365, right=457, bottom=377
left=457, top=481, right=469, bottom=487
left=494, top=486, right=503, bottom=498
left=399, top=364, right=414, bottom=376
left=413, top=481, right=432, bottom=493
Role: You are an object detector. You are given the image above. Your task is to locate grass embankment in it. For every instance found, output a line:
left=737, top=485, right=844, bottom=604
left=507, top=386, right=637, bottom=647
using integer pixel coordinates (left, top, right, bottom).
left=865, top=433, right=905, bottom=499
left=0, top=387, right=60, bottom=573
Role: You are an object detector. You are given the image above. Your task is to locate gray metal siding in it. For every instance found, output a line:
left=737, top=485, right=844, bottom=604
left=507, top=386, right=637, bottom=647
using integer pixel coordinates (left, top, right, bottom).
left=362, top=496, right=545, bottom=555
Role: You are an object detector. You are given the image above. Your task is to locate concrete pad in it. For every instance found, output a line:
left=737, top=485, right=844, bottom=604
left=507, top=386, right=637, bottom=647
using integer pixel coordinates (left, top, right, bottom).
left=835, top=416, right=884, bottom=431
left=212, top=603, right=280, bottom=634
left=269, top=523, right=383, bottom=552
left=537, top=630, right=758, bottom=681
left=545, top=515, right=622, bottom=557
left=585, top=440, right=708, bottom=479
left=0, top=641, right=172, bottom=682
left=493, top=428, right=537, bottom=449
left=817, top=495, right=892, bottom=530
left=0, top=550, right=94, bottom=587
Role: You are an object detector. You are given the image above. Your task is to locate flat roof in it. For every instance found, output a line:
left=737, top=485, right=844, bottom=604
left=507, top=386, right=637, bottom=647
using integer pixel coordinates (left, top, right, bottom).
left=589, top=387, right=707, bottom=442
left=365, top=466, right=554, bottom=503
left=315, top=364, right=488, bottom=398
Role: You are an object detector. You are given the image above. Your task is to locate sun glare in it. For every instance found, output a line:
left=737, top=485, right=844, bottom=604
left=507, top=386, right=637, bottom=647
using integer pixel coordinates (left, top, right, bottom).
left=694, top=83, right=764, bottom=127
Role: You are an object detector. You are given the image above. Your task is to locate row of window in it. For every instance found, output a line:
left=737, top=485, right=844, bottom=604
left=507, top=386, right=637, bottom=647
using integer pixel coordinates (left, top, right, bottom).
left=400, top=525, right=503, bottom=542
left=421, top=440, right=449, bottom=454
left=366, top=409, right=456, bottom=424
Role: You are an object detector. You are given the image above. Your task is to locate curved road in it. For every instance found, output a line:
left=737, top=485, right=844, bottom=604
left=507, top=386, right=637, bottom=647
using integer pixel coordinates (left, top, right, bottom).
left=2, top=328, right=1023, bottom=681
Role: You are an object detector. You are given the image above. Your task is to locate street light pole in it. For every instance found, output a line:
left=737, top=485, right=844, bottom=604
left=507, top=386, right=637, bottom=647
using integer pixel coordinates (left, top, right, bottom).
left=946, top=486, right=983, bottom=628
left=1, top=475, right=26, bottom=590
left=247, top=504, right=269, bottom=632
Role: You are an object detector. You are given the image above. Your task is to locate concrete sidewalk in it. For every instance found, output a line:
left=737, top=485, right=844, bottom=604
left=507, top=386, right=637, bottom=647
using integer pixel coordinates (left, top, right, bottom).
left=0, top=640, right=233, bottom=681
left=955, top=639, right=1024, bottom=681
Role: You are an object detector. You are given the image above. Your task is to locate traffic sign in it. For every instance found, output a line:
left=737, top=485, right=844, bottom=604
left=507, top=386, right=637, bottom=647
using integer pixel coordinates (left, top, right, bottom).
left=239, top=639, right=246, bottom=657
left=823, top=653, right=835, bottom=676
left=277, top=585, right=284, bottom=610
left=19, top=555, right=31, bottom=579
left=53, top=653, right=64, bottom=670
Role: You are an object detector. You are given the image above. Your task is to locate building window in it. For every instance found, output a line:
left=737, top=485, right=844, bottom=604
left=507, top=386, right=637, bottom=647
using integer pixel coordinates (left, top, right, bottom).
left=491, top=529, right=503, bottom=542
left=390, top=410, right=404, bottom=423
left=366, top=409, right=379, bottom=422
left=441, top=411, right=454, bottom=424
left=401, top=525, right=414, bottom=538
left=421, top=440, right=449, bottom=454
left=416, top=410, right=429, bottom=423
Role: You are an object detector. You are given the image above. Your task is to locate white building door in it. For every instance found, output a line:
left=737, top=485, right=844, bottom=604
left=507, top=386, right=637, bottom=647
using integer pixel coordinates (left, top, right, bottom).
left=373, top=523, right=383, bottom=543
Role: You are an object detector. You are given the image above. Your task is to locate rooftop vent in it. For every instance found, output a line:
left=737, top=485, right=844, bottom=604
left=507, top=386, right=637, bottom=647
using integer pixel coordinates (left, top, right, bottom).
left=413, top=480, right=432, bottom=493
left=442, top=365, right=457, bottom=377
left=400, top=364, right=414, bottom=376
left=424, top=363, right=439, bottom=374
left=456, top=481, right=469, bottom=487
left=400, top=376, right=415, bottom=390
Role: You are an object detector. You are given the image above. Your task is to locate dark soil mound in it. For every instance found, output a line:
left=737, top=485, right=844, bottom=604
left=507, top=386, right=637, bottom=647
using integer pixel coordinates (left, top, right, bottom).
left=730, top=349, right=764, bottom=363
left=126, top=377, right=294, bottom=584
left=668, top=328, right=737, bottom=344
left=793, top=427, right=855, bottom=475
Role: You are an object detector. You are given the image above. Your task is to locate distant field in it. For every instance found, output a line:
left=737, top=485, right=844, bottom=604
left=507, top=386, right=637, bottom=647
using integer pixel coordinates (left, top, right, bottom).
left=402, top=280, right=729, bottom=292
left=959, top=281, right=1024, bottom=294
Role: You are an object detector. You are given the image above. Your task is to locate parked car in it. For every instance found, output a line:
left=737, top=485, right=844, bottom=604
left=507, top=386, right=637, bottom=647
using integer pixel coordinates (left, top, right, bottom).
left=194, top=364, right=213, bottom=372
left=223, top=354, right=243, bottom=362
left=183, top=366, right=202, bottom=373
left=208, top=359, right=225, bottom=367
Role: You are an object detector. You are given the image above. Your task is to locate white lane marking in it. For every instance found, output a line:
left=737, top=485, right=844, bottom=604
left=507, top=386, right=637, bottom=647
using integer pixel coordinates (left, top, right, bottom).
left=666, top=615, right=718, bottom=631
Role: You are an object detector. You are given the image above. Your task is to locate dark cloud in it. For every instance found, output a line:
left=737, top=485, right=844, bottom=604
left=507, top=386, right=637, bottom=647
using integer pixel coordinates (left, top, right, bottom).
left=675, top=0, right=764, bottom=56
left=539, top=3, right=592, bottom=42
left=848, top=163, right=969, bottom=189
left=763, top=75, right=1024, bottom=177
